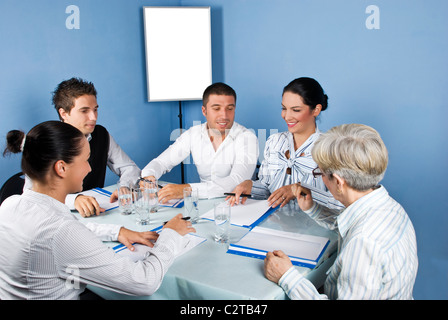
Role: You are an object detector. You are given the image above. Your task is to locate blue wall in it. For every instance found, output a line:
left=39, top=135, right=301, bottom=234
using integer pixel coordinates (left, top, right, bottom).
left=0, top=0, right=446, bottom=299
left=0, top=0, right=183, bottom=186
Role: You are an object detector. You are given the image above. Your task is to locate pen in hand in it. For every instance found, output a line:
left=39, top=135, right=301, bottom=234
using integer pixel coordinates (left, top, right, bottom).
left=224, top=192, right=252, bottom=198
left=163, top=216, right=190, bottom=225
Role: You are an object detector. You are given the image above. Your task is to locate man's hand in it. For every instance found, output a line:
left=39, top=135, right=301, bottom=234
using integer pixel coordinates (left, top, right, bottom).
left=75, top=195, right=105, bottom=217
left=110, top=189, right=119, bottom=203
left=163, top=213, right=196, bottom=236
left=157, top=183, right=191, bottom=204
left=117, top=227, right=159, bottom=251
left=225, top=180, right=253, bottom=206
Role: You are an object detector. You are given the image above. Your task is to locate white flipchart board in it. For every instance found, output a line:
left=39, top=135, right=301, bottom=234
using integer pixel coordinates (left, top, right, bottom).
left=143, top=7, right=212, bottom=102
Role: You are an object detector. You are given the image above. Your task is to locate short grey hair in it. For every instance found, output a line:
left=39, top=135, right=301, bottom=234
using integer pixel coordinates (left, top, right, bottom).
left=312, top=124, right=388, bottom=191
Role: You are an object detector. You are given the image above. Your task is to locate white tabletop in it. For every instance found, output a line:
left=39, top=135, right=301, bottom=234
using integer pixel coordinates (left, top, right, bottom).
left=77, top=185, right=337, bottom=300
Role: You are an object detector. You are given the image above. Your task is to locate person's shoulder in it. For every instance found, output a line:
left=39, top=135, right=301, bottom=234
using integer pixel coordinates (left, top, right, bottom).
left=232, top=122, right=256, bottom=138
left=266, top=131, right=289, bottom=145
left=94, top=124, right=109, bottom=134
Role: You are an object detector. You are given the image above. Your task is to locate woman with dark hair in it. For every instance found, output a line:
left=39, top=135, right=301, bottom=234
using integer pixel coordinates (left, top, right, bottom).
left=0, top=121, right=195, bottom=300
left=227, top=77, right=342, bottom=209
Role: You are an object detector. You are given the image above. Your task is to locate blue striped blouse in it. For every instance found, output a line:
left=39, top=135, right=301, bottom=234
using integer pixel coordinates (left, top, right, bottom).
left=251, top=129, right=343, bottom=209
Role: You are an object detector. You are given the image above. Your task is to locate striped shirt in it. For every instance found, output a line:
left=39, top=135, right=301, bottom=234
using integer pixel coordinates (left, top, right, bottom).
left=252, top=130, right=343, bottom=210
left=279, top=185, right=418, bottom=299
left=0, top=189, right=185, bottom=300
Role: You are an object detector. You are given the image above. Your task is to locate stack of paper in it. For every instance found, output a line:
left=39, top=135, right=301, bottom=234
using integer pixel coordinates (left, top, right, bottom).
left=227, top=226, right=330, bottom=268
left=201, top=199, right=275, bottom=228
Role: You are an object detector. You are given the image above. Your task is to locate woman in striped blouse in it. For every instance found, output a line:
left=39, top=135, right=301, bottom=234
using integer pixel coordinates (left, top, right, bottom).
left=228, top=77, right=341, bottom=210
left=0, top=121, right=195, bottom=299
left=264, top=124, right=418, bottom=299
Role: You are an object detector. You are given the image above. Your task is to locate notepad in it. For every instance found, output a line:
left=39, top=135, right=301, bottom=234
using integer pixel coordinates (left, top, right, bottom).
left=201, top=199, right=275, bottom=228
left=76, top=187, right=118, bottom=211
left=227, top=226, right=330, bottom=268
left=114, top=232, right=206, bottom=262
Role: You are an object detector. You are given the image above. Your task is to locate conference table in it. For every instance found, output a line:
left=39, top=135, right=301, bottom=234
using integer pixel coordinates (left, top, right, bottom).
left=76, top=185, right=338, bottom=300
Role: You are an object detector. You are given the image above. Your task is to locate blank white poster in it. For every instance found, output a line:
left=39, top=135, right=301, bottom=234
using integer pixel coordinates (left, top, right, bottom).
left=143, top=7, right=212, bottom=102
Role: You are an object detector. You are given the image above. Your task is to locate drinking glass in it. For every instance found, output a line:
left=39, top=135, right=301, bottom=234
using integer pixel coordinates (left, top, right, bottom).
left=134, top=186, right=151, bottom=225
left=117, top=181, right=134, bottom=215
left=183, top=187, right=199, bottom=223
left=145, top=180, right=159, bottom=213
left=213, top=202, right=231, bottom=243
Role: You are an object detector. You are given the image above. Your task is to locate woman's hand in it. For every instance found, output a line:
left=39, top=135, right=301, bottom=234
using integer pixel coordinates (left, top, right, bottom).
left=268, top=184, right=295, bottom=208
left=117, top=227, right=159, bottom=251
left=264, top=250, right=293, bottom=283
left=291, top=183, right=314, bottom=211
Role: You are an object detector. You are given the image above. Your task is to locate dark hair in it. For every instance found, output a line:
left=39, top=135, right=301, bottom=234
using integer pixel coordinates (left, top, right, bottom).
left=202, top=82, right=237, bottom=107
left=52, top=77, right=97, bottom=120
left=3, top=121, right=85, bottom=182
left=283, top=77, right=328, bottom=111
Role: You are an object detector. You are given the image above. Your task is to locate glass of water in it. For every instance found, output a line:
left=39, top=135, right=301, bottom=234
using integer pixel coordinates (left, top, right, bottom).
left=183, top=186, right=199, bottom=223
left=117, top=181, right=134, bottom=215
left=213, top=202, right=231, bottom=243
left=140, top=179, right=159, bottom=214
left=134, top=187, right=151, bottom=225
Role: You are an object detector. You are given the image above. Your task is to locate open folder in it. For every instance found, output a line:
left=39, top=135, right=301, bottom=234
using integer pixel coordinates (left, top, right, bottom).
left=227, top=226, right=330, bottom=268
left=113, top=226, right=206, bottom=262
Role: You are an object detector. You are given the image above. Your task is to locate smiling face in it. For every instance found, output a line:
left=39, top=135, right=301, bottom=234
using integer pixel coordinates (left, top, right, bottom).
left=202, top=94, right=236, bottom=136
left=63, top=137, right=91, bottom=194
left=58, top=94, right=98, bottom=136
left=281, top=91, right=321, bottom=136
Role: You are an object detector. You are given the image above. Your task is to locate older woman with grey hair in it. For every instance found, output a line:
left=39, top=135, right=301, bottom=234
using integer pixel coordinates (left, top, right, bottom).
left=264, top=124, right=418, bottom=300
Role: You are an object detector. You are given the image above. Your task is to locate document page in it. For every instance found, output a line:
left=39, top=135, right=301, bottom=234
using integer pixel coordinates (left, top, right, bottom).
left=201, top=199, right=272, bottom=227
left=228, top=226, right=329, bottom=268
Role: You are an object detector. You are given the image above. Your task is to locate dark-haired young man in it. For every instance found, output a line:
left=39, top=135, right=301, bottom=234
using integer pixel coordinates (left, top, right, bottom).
left=142, top=82, right=258, bottom=202
left=25, top=77, right=141, bottom=217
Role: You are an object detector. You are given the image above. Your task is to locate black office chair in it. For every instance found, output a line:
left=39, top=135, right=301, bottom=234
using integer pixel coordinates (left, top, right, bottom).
left=0, top=172, right=25, bottom=206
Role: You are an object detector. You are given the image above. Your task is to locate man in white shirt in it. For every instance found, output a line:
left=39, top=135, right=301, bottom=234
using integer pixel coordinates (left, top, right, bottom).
left=25, top=78, right=141, bottom=217
left=142, top=83, right=258, bottom=201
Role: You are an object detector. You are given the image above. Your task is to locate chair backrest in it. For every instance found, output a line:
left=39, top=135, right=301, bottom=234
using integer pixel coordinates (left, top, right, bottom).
left=0, top=172, right=25, bottom=206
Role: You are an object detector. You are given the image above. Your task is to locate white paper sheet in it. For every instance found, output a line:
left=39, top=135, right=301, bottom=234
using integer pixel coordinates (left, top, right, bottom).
left=201, top=199, right=272, bottom=227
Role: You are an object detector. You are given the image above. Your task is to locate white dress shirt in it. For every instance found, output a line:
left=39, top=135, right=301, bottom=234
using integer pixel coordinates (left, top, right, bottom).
left=142, top=122, right=259, bottom=199
left=0, top=190, right=186, bottom=300
left=24, top=131, right=141, bottom=210
left=278, top=186, right=418, bottom=300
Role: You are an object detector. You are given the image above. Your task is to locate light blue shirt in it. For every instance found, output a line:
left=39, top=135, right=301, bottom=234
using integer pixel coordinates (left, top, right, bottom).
left=279, top=185, right=418, bottom=300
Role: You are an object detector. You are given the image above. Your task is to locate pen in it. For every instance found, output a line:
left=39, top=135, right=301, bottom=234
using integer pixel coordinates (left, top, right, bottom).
left=224, top=192, right=252, bottom=198
left=163, top=216, right=190, bottom=225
